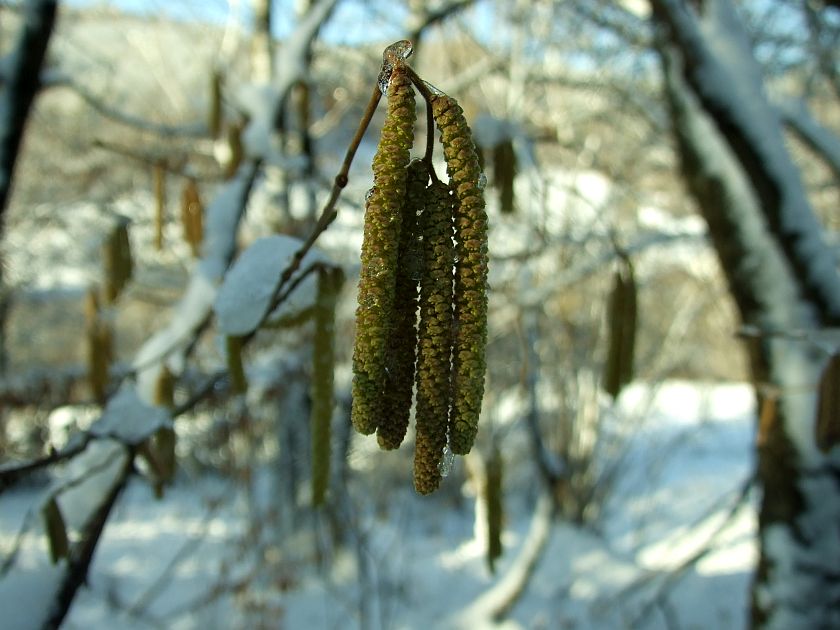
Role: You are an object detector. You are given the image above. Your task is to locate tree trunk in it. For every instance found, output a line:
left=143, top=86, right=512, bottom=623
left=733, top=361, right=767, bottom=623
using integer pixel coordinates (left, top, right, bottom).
left=0, top=0, right=58, bottom=373
left=652, top=1, right=840, bottom=627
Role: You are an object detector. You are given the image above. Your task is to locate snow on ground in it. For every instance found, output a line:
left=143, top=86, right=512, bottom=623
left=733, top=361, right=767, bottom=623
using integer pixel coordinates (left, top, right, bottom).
left=0, top=381, right=756, bottom=629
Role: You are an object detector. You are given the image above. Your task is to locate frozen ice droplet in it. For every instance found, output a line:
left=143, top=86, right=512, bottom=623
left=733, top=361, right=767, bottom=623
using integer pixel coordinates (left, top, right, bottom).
left=378, top=64, right=392, bottom=95
left=378, top=41, right=413, bottom=95
left=383, top=40, right=413, bottom=64
left=365, top=187, right=376, bottom=203
left=438, top=443, right=455, bottom=477
left=477, top=172, right=487, bottom=191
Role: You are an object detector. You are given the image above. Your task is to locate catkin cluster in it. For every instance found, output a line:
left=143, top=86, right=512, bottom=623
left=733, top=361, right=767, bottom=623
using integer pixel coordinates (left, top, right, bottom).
left=351, top=53, right=489, bottom=494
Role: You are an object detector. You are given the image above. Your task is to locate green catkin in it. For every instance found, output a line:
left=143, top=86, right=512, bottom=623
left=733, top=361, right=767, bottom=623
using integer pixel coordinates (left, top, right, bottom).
left=42, top=498, right=69, bottom=564
left=816, top=353, right=840, bottom=452
left=103, top=220, right=133, bottom=305
left=493, top=138, right=516, bottom=215
left=153, top=162, right=166, bottom=251
left=224, top=121, right=244, bottom=179
left=603, top=257, right=637, bottom=399
left=431, top=95, right=489, bottom=456
left=311, top=267, right=343, bottom=506
left=209, top=69, right=223, bottom=139
left=413, top=180, right=456, bottom=494
left=181, top=178, right=204, bottom=257
left=351, top=65, right=417, bottom=435
left=486, top=446, right=503, bottom=573
left=85, top=288, right=112, bottom=403
left=377, top=159, right=426, bottom=450
left=149, top=427, right=176, bottom=498
left=226, top=335, right=248, bottom=395
left=154, top=364, right=176, bottom=408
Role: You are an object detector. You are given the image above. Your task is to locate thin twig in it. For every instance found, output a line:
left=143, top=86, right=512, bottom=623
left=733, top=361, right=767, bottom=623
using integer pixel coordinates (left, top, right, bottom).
left=0, top=434, right=92, bottom=493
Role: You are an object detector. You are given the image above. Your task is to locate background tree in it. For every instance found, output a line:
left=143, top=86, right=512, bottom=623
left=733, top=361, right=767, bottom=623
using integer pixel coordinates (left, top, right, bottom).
left=650, top=0, right=840, bottom=627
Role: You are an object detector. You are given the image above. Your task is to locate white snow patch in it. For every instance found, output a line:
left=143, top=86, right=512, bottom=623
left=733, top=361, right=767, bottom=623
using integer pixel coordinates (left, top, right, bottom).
left=213, top=234, right=330, bottom=336
left=89, top=387, right=172, bottom=445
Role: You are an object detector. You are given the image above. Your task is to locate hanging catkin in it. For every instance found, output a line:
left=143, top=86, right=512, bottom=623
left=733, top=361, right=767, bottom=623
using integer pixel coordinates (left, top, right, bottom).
left=431, top=95, right=489, bottom=456
left=816, top=352, right=840, bottom=452
left=85, top=288, right=112, bottom=403
left=493, top=138, right=516, bottom=215
left=413, top=180, right=456, bottom=494
left=102, top=219, right=133, bottom=305
left=485, top=445, right=504, bottom=573
left=377, top=159, right=426, bottom=450
left=226, top=335, right=248, bottom=395
left=311, top=266, right=343, bottom=506
left=181, top=178, right=204, bottom=257
left=603, top=257, right=637, bottom=399
left=351, top=64, right=416, bottom=436
left=209, top=69, right=223, bottom=139
left=41, top=498, right=69, bottom=564
left=153, top=162, right=166, bottom=251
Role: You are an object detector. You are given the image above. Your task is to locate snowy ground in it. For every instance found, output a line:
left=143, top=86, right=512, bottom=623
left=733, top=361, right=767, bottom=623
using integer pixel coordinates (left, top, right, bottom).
left=0, top=381, right=756, bottom=630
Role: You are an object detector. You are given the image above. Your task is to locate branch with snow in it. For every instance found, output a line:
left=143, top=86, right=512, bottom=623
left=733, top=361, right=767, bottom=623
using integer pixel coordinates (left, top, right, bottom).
left=652, top=0, right=840, bottom=324
left=0, top=3, right=345, bottom=626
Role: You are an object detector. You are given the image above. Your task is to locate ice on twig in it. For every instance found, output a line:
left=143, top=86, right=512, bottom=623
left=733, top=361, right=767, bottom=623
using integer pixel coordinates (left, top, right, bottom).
left=378, top=40, right=413, bottom=95
left=423, top=81, right=445, bottom=97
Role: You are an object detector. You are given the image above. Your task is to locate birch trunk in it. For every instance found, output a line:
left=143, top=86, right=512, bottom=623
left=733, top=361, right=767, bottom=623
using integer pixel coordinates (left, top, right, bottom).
left=653, top=1, right=840, bottom=627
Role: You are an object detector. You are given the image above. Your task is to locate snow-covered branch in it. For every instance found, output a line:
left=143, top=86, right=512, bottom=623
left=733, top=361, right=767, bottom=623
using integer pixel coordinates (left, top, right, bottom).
left=652, top=0, right=840, bottom=323
left=0, top=3, right=345, bottom=626
left=658, top=44, right=817, bottom=333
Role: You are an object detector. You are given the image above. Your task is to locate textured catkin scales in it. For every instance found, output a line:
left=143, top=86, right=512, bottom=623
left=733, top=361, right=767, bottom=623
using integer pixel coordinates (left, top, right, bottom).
left=377, top=160, right=426, bottom=450
left=351, top=66, right=416, bottom=435
left=413, top=180, right=456, bottom=494
left=431, top=95, right=489, bottom=455
left=312, top=267, right=343, bottom=505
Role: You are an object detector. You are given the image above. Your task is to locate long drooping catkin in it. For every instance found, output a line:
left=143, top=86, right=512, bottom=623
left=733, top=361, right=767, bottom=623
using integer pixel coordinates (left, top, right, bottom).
left=180, top=178, right=204, bottom=258
left=816, top=353, right=840, bottom=452
left=351, top=65, right=417, bottom=435
left=431, top=95, right=489, bottom=456
left=493, top=138, right=516, bottom=215
left=226, top=335, right=247, bottom=395
left=311, top=267, right=343, bottom=505
left=485, top=446, right=504, bottom=572
left=603, top=258, right=637, bottom=399
left=377, top=159, right=426, bottom=450
left=413, top=180, right=455, bottom=495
